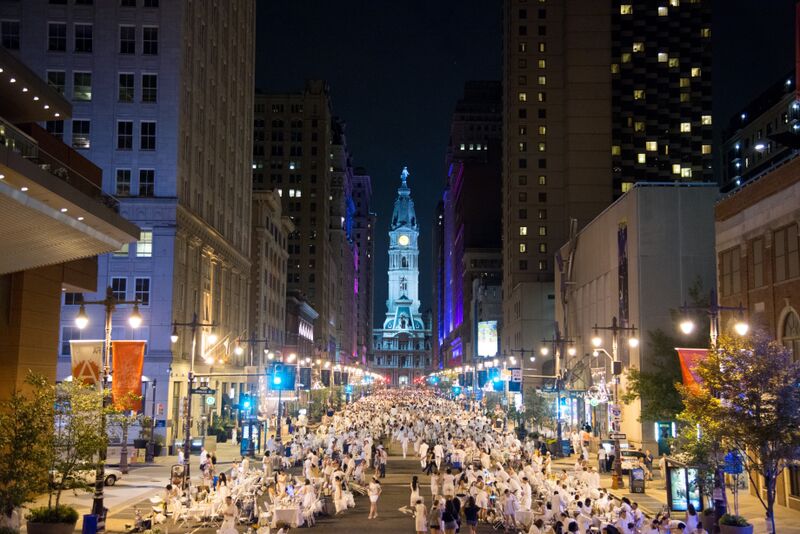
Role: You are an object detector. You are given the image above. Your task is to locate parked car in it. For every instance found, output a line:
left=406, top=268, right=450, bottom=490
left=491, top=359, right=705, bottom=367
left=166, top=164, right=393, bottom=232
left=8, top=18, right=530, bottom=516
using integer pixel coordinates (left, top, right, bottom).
left=50, top=467, right=122, bottom=487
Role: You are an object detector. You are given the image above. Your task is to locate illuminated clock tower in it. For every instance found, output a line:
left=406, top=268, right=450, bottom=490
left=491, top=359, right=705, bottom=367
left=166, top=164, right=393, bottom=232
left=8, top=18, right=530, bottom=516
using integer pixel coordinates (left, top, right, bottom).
left=385, top=166, right=421, bottom=326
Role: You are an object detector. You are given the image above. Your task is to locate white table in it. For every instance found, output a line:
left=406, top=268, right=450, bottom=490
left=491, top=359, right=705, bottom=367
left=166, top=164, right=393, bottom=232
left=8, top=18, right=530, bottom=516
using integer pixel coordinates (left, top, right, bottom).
left=272, top=506, right=302, bottom=528
left=516, top=510, right=534, bottom=529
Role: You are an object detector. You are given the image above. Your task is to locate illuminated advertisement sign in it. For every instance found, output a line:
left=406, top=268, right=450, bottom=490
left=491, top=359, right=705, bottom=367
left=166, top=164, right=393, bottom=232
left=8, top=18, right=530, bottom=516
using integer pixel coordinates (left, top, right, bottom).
left=477, top=321, right=498, bottom=357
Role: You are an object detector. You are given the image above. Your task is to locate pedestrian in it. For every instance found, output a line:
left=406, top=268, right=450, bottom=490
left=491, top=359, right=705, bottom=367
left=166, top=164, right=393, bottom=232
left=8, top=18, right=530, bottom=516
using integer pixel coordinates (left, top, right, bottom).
left=429, top=499, right=443, bottom=533
left=218, top=495, right=237, bottom=534
left=442, top=499, right=458, bottom=534
left=379, top=445, right=388, bottom=478
left=415, top=498, right=428, bottom=534
left=410, top=475, right=421, bottom=507
left=462, top=495, right=479, bottom=534
left=598, top=446, right=607, bottom=473
left=368, top=476, right=382, bottom=519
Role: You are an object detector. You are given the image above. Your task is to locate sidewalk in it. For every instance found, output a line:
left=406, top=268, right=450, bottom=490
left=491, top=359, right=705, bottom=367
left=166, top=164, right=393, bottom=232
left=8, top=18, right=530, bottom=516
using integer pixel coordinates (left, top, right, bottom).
left=552, top=456, right=800, bottom=534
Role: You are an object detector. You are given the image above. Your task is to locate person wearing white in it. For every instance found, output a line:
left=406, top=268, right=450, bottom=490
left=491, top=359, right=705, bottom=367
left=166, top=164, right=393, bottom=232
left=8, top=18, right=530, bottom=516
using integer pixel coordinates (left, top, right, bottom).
left=368, top=477, right=382, bottom=519
left=410, top=475, right=422, bottom=507
left=216, top=496, right=237, bottom=534
left=414, top=498, right=428, bottom=533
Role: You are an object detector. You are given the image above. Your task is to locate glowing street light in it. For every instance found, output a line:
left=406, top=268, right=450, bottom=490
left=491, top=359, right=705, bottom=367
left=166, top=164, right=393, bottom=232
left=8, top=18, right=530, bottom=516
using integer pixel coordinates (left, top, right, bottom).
left=628, top=337, right=640, bottom=348
left=679, top=319, right=695, bottom=335
left=734, top=320, right=749, bottom=337
left=591, top=335, right=603, bottom=348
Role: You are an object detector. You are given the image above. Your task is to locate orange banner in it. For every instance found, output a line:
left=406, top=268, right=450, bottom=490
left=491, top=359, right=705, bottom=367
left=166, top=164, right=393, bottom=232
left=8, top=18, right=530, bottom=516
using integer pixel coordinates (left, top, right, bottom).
left=675, top=347, right=708, bottom=393
left=111, top=340, right=145, bottom=411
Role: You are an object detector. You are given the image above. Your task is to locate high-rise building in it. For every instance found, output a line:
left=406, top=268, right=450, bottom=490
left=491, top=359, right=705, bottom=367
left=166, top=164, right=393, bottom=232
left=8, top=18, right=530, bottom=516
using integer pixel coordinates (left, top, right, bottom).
left=501, top=0, right=712, bottom=375
left=253, top=82, right=369, bottom=364
left=2, top=0, right=256, bottom=443
left=0, top=48, right=138, bottom=395
left=436, top=81, right=503, bottom=369
left=372, top=168, right=432, bottom=386
left=249, top=190, right=293, bottom=365
left=352, top=169, right=375, bottom=362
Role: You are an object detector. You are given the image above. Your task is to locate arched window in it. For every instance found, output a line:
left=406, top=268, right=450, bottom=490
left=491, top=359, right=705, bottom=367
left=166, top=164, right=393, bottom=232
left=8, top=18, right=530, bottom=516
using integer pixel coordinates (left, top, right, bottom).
left=782, top=310, right=800, bottom=361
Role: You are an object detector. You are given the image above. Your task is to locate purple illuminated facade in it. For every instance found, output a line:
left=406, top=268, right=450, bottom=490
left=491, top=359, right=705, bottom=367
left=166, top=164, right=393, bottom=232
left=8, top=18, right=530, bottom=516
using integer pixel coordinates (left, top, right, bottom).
left=434, top=82, right=503, bottom=370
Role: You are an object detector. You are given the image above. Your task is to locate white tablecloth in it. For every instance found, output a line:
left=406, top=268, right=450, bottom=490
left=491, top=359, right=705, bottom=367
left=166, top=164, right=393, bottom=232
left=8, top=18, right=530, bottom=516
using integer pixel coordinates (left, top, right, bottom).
left=272, top=506, right=302, bottom=528
left=515, top=510, right=534, bottom=528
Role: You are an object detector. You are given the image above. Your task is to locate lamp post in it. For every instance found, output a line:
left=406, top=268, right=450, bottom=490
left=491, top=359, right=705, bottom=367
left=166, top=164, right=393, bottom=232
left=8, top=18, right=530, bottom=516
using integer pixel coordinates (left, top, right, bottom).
left=74, top=286, right=143, bottom=529
left=678, top=289, right=748, bottom=522
left=170, top=313, right=216, bottom=489
left=592, top=316, right=638, bottom=489
left=234, top=337, right=270, bottom=457
left=145, top=378, right=157, bottom=462
left=540, top=327, right=576, bottom=458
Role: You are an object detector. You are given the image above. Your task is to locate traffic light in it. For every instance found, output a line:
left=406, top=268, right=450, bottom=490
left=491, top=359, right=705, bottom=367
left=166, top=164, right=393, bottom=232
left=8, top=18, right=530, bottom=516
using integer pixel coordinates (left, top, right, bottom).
left=267, top=363, right=296, bottom=391
left=239, top=393, right=252, bottom=411
left=345, top=384, right=353, bottom=394
left=452, top=385, right=462, bottom=396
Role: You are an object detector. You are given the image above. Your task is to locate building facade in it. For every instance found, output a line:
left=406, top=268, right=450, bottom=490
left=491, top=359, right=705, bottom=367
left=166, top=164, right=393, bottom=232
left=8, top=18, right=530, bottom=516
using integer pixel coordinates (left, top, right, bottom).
left=715, top=157, right=800, bottom=511
left=0, top=0, right=256, bottom=444
left=253, top=83, right=370, bottom=365
left=501, top=0, right=713, bottom=381
left=352, top=169, right=375, bottom=362
left=555, top=183, right=717, bottom=451
left=0, top=47, right=139, bottom=396
left=249, top=189, right=293, bottom=365
left=372, top=169, right=432, bottom=386
left=436, top=81, right=503, bottom=370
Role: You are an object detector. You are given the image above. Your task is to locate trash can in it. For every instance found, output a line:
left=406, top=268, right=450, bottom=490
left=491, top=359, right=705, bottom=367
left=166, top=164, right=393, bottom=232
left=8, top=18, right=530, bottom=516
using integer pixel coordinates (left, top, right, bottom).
left=630, top=467, right=646, bottom=493
left=82, top=514, right=98, bottom=534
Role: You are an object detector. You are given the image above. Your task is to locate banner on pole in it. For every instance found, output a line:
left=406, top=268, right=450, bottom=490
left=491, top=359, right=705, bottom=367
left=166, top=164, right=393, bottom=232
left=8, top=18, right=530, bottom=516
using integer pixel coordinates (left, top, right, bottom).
left=675, top=347, right=708, bottom=393
left=70, top=340, right=104, bottom=387
left=112, top=340, right=146, bottom=411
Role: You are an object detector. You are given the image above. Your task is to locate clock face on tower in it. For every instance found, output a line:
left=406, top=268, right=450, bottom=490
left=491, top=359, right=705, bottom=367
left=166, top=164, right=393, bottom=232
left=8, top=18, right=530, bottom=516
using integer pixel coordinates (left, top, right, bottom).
left=397, top=235, right=410, bottom=246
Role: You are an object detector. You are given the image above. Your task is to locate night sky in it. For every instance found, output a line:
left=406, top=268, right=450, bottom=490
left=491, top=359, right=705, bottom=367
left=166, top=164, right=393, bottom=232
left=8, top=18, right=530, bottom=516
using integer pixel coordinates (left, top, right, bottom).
left=256, top=0, right=797, bottom=328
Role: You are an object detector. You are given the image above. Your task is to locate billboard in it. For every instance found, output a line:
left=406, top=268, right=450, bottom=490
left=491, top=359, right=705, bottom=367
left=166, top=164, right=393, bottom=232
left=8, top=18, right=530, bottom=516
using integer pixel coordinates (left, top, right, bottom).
left=477, top=320, right=498, bottom=357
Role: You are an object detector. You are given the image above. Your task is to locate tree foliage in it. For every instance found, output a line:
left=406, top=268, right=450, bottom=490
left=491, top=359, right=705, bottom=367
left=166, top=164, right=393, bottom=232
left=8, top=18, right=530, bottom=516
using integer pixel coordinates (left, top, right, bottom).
left=678, top=332, right=800, bottom=533
left=522, top=387, right=555, bottom=430
left=0, top=374, right=55, bottom=521
left=622, top=329, right=684, bottom=422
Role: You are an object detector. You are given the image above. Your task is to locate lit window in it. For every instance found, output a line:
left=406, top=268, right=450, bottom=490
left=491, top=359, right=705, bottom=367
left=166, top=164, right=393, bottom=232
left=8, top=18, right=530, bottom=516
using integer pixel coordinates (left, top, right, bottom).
left=657, top=52, right=668, bottom=63
left=519, top=142, right=527, bottom=152
left=646, top=141, right=657, bottom=151
left=538, top=42, right=545, bottom=52
left=672, top=164, right=681, bottom=175
left=670, top=0, right=679, bottom=6
left=538, top=59, right=546, bottom=68
left=538, top=226, right=547, bottom=236
left=680, top=93, right=691, bottom=103
left=702, top=144, right=711, bottom=155
left=519, top=42, right=527, bottom=52
left=681, top=167, right=692, bottom=178
left=136, top=230, right=153, bottom=257
left=637, top=153, right=646, bottom=164
left=701, top=27, right=710, bottom=38
left=658, top=6, right=668, bottom=16
left=691, top=67, right=701, bottom=77
left=679, top=78, right=690, bottom=88
left=611, top=63, right=620, bottom=74
left=538, top=243, right=547, bottom=253
left=680, top=122, right=691, bottom=133
left=611, top=145, right=621, bottom=156
left=538, top=142, right=546, bottom=152
left=537, top=92, right=545, bottom=102
left=538, top=175, right=547, bottom=185
left=519, top=243, right=527, bottom=253
left=538, top=260, right=547, bottom=271
left=621, top=52, right=631, bottom=63
left=460, top=143, right=465, bottom=150
left=701, top=115, right=712, bottom=125
left=519, top=226, right=528, bottom=236
left=634, top=89, right=645, bottom=100
left=632, top=42, right=644, bottom=53
left=519, top=92, right=528, bottom=102
left=634, top=121, right=645, bottom=132
left=668, top=57, right=679, bottom=68
left=538, top=125, right=547, bottom=135
left=538, top=75, right=546, bottom=85
left=620, top=4, right=633, bottom=14
left=621, top=182, right=634, bottom=193
left=519, top=126, right=527, bottom=135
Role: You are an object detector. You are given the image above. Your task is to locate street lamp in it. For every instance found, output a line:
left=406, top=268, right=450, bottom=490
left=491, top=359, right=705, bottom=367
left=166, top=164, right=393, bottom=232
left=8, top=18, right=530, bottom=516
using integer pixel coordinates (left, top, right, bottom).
left=540, top=326, right=576, bottom=458
left=170, top=313, right=216, bottom=489
left=74, top=286, right=143, bottom=526
left=679, top=319, right=695, bottom=335
left=233, top=336, right=271, bottom=457
left=592, top=316, right=638, bottom=489
left=734, top=320, right=749, bottom=337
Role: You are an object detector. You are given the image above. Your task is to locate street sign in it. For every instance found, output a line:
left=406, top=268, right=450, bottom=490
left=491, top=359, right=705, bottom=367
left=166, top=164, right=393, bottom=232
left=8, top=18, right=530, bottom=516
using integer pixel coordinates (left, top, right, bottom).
left=511, top=368, right=522, bottom=382
left=609, top=404, right=622, bottom=417
left=154, top=419, right=166, bottom=428
left=609, top=432, right=626, bottom=440
left=724, top=451, right=744, bottom=475
left=191, top=386, right=216, bottom=395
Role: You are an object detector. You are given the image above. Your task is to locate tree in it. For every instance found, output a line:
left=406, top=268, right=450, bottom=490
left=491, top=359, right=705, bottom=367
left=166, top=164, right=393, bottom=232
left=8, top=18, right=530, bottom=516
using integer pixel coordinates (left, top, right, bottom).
left=47, top=380, right=108, bottom=509
left=679, top=332, right=800, bottom=533
left=0, top=374, right=55, bottom=529
left=522, top=387, right=555, bottom=433
left=107, top=392, right=143, bottom=474
left=622, top=329, right=684, bottom=422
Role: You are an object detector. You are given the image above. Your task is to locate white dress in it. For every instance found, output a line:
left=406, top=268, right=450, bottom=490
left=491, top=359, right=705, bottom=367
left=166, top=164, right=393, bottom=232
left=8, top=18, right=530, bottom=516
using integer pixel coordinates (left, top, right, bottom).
left=410, top=482, right=421, bottom=506
left=415, top=502, right=428, bottom=531
left=368, top=482, right=381, bottom=503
